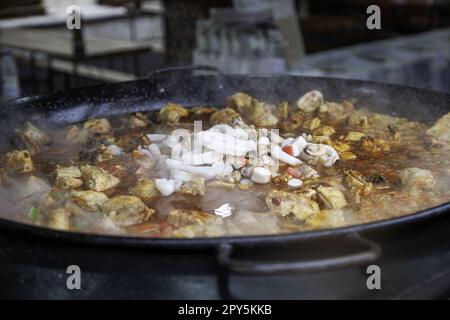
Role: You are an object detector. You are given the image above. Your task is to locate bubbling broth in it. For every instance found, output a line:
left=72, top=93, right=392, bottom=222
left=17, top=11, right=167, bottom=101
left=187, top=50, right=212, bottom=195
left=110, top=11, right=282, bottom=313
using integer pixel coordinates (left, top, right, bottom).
left=1, top=91, right=450, bottom=238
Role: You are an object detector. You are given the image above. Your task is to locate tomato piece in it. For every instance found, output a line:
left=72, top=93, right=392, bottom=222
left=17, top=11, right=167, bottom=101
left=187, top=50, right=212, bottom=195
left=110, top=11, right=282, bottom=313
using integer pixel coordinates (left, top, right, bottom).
left=282, top=145, right=294, bottom=156
left=286, top=166, right=301, bottom=178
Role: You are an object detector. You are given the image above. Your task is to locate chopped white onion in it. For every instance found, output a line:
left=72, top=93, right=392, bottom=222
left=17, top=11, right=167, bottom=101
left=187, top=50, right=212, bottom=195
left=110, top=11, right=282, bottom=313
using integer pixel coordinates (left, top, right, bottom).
left=271, top=145, right=302, bottom=166
left=107, top=144, right=123, bottom=155
left=251, top=167, right=271, bottom=184
left=214, top=203, right=235, bottom=218
left=147, top=134, right=167, bottom=142
left=288, top=178, right=303, bottom=187
left=155, top=178, right=175, bottom=196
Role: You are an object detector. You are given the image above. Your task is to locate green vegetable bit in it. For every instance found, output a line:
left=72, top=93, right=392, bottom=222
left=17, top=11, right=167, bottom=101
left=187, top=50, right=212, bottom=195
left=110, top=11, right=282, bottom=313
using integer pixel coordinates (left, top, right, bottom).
left=27, top=206, right=41, bottom=221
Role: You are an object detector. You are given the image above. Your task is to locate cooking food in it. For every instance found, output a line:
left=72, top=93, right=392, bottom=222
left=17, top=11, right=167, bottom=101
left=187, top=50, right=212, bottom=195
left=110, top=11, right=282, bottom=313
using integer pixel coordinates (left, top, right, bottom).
left=1, top=91, right=450, bottom=238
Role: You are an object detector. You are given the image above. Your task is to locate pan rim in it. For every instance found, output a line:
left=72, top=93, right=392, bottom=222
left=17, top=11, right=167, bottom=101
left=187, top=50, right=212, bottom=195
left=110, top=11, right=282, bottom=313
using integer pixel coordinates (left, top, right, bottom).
left=0, top=201, right=448, bottom=248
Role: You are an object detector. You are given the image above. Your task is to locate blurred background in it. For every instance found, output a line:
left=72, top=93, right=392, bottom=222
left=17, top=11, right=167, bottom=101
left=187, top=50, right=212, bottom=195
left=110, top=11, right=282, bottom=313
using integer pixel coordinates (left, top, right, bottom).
left=0, top=0, right=448, bottom=101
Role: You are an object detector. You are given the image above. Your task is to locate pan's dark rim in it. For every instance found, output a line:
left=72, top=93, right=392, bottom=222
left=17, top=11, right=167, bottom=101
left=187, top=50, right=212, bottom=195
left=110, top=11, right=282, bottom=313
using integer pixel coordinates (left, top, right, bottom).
left=3, top=74, right=450, bottom=110
left=0, top=201, right=449, bottom=249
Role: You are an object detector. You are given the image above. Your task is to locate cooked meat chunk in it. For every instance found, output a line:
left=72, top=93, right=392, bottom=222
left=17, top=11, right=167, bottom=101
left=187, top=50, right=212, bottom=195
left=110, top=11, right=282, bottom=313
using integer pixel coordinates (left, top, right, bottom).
left=130, top=180, right=160, bottom=200
left=190, top=106, right=216, bottom=116
left=166, top=209, right=215, bottom=228
left=66, top=125, right=89, bottom=144
left=80, top=165, right=120, bottom=191
left=266, top=190, right=320, bottom=220
left=345, top=131, right=366, bottom=142
left=426, top=111, right=450, bottom=146
left=210, top=108, right=243, bottom=126
left=54, top=165, right=83, bottom=189
left=399, top=167, right=434, bottom=194
left=227, top=92, right=278, bottom=127
left=55, top=165, right=81, bottom=178
left=276, top=101, right=289, bottom=121
left=344, top=170, right=373, bottom=193
left=5, top=150, right=33, bottom=173
left=317, top=186, right=348, bottom=209
left=302, top=117, right=321, bottom=131
left=179, top=177, right=206, bottom=196
left=83, top=118, right=112, bottom=134
left=102, top=195, right=154, bottom=227
left=47, top=208, right=71, bottom=231
left=361, top=136, right=390, bottom=153
left=159, top=102, right=189, bottom=123
left=283, top=111, right=303, bottom=131
left=129, top=113, right=149, bottom=128
left=348, top=114, right=369, bottom=127
left=70, top=190, right=109, bottom=212
left=297, top=90, right=324, bottom=113
left=56, top=176, right=83, bottom=189
left=319, top=102, right=348, bottom=121
left=313, top=125, right=336, bottom=136
left=305, top=209, right=346, bottom=229
left=14, top=122, right=50, bottom=154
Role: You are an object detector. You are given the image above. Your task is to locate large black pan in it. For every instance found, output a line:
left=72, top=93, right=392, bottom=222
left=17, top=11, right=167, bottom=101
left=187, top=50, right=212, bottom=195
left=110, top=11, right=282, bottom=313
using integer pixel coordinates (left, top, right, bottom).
left=0, top=66, right=449, bottom=299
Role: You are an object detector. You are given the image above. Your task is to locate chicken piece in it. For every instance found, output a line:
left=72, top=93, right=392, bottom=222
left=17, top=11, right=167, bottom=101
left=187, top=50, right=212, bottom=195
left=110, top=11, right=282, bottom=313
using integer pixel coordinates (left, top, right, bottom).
left=313, top=125, right=336, bottom=136
left=227, top=92, right=278, bottom=127
left=305, top=209, right=346, bottom=229
left=190, top=106, right=217, bottom=116
left=166, top=209, right=215, bottom=228
left=83, top=118, right=112, bottom=134
left=56, top=176, right=83, bottom=189
left=210, top=108, right=243, bottom=126
left=129, top=112, right=149, bottom=128
left=130, top=180, right=160, bottom=200
left=102, top=195, right=154, bottom=227
left=302, top=117, right=321, bottom=131
left=70, top=190, right=109, bottom=211
left=297, top=90, right=324, bottom=113
left=80, top=165, right=120, bottom=191
left=361, top=136, right=390, bottom=153
left=19, top=121, right=50, bottom=143
left=348, top=114, right=369, bottom=128
left=426, top=112, right=450, bottom=146
left=343, top=170, right=373, bottom=193
left=319, top=102, right=348, bottom=121
left=5, top=150, right=33, bottom=173
left=345, top=131, right=366, bottom=142
left=282, top=111, right=304, bottom=132
left=14, top=122, right=51, bottom=154
left=179, top=177, right=206, bottom=196
left=399, top=167, right=434, bottom=194
left=54, top=165, right=83, bottom=189
left=266, top=189, right=320, bottom=220
left=66, top=125, right=89, bottom=144
left=316, top=186, right=348, bottom=209
left=159, top=102, right=189, bottom=123
left=55, top=165, right=81, bottom=178
left=96, top=145, right=114, bottom=162
left=47, top=208, right=71, bottom=231
left=276, top=101, right=289, bottom=121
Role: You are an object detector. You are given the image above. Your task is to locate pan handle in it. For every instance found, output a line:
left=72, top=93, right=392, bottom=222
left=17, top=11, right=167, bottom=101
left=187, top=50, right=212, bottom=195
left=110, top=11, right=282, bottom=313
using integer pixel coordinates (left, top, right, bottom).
left=147, top=65, right=222, bottom=78
left=217, top=233, right=381, bottom=274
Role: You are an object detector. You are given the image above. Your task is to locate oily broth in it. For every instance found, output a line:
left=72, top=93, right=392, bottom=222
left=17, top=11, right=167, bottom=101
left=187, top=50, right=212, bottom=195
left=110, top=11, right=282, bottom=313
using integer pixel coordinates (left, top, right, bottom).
left=1, top=100, right=450, bottom=238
